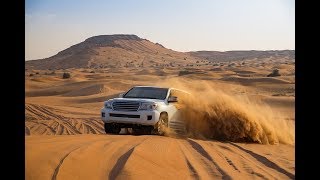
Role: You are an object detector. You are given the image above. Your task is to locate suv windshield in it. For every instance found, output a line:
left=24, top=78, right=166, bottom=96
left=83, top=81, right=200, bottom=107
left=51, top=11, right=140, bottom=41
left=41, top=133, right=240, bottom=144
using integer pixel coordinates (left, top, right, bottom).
left=123, top=87, right=168, bottom=100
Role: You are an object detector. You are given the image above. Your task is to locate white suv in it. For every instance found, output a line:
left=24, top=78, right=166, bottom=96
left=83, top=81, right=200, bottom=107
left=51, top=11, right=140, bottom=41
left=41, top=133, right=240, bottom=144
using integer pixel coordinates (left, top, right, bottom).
left=101, top=86, right=187, bottom=135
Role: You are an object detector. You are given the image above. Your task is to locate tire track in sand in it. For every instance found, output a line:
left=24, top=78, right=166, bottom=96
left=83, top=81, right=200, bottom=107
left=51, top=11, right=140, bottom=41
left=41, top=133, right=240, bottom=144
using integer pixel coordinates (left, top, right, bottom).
left=229, top=142, right=295, bottom=179
left=49, top=136, right=149, bottom=180
left=177, top=140, right=200, bottom=180
left=25, top=119, right=104, bottom=135
left=51, top=139, right=113, bottom=180
left=199, top=141, right=274, bottom=179
left=108, top=137, right=150, bottom=179
left=187, top=139, right=232, bottom=180
left=25, top=104, right=66, bottom=120
left=51, top=146, right=82, bottom=180
left=25, top=103, right=105, bottom=135
left=177, top=138, right=232, bottom=179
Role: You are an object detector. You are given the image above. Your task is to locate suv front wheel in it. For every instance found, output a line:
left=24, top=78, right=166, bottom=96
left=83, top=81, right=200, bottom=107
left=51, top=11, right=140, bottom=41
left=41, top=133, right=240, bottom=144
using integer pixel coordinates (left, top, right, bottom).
left=104, top=123, right=121, bottom=134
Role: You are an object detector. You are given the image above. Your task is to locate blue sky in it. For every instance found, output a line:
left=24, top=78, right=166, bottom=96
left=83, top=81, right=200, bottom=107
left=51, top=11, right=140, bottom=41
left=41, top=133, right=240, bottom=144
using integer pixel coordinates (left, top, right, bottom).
left=25, top=0, right=295, bottom=60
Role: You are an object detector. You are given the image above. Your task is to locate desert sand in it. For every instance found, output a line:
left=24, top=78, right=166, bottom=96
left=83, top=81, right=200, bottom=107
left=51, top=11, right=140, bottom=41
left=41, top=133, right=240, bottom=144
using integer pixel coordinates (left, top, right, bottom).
left=26, top=135, right=294, bottom=180
left=25, top=34, right=294, bottom=180
left=25, top=58, right=294, bottom=179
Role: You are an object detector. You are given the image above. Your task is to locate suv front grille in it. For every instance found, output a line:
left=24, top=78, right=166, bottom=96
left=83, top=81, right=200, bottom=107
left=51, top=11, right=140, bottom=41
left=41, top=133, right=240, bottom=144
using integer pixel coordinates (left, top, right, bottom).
left=112, top=101, right=140, bottom=111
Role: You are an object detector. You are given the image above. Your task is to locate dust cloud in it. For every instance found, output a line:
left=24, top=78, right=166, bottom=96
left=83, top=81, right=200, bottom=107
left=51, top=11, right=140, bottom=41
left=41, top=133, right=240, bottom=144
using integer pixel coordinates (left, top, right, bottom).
left=156, top=78, right=294, bottom=145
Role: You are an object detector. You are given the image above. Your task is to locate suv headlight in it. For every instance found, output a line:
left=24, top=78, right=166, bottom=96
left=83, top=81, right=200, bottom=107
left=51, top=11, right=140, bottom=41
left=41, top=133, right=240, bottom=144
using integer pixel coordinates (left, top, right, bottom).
left=139, top=102, right=157, bottom=111
left=104, top=100, right=113, bottom=109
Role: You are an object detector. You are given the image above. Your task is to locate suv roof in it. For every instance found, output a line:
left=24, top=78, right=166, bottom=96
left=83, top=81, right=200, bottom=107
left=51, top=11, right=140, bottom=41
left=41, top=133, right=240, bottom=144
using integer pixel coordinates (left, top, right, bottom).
left=134, top=86, right=165, bottom=88
left=132, top=86, right=191, bottom=95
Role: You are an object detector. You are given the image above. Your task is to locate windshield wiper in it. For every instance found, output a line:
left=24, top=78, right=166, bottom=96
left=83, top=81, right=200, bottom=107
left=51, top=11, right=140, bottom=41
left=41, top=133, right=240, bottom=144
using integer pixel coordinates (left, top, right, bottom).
left=124, top=96, right=158, bottom=99
left=123, top=96, right=138, bottom=98
left=142, top=97, right=158, bottom=99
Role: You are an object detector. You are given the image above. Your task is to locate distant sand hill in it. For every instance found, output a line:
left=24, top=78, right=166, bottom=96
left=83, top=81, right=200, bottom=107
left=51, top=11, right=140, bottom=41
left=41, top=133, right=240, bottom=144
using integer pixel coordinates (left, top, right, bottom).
left=26, top=34, right=198, bottom=70
left=189, top=50, right=294, bottom=62
left=25, top=34, right=294, bottom=70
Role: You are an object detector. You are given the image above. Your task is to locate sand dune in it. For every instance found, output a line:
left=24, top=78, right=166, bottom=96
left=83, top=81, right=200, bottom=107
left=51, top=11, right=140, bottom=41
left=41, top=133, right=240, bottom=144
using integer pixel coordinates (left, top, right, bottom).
left=26, top=135, right=294, bottom=180
left=220, top=76, right=292, bottom=85
left=62, top=84, right=112, bottom=96
left=25, top=56, right=295, bottom=179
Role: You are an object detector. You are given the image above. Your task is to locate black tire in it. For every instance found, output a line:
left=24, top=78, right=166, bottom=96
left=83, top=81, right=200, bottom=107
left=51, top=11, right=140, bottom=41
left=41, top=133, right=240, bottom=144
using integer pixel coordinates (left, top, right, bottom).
left=104, top=123, right=121, bottom=134
left=131, top=128, right=141, bottom=135
left=132, top=127, right=152, bottom=135
left=157, top=113, right=168, bottom=136
left=144, top=127, right=153, bottom=135
left=104, top=123, right=112, bottom=133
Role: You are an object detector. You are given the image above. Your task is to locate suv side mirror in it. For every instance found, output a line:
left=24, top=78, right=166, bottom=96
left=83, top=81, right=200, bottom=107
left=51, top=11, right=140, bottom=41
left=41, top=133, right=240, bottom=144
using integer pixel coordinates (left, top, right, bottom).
left=119, top=93, right=124, bottom=98
left=168, top=96, right=178, bottom=103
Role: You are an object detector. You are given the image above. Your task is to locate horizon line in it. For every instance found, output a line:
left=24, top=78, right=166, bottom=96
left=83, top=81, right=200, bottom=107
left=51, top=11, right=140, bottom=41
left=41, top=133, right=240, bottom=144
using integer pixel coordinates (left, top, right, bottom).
left=25, top=34, right=295, bottom=61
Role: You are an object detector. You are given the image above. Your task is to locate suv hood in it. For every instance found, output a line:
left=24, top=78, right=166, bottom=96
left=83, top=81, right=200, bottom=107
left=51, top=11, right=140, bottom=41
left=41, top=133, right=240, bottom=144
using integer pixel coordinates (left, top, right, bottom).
left=110, top=98, right=165, bottom=103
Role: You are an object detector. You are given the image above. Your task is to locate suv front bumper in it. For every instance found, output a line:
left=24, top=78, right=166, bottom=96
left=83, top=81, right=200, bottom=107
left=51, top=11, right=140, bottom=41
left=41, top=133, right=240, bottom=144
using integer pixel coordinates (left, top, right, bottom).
left=101, top=108, right=160, bottom=126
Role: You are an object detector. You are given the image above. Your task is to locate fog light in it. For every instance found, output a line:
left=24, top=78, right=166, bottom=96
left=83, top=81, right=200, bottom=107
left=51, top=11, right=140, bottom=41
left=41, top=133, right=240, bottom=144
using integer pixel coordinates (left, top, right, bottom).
left=102, top=112, right=105, bottom=117
left=147, top=115, right=152, bottom=120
